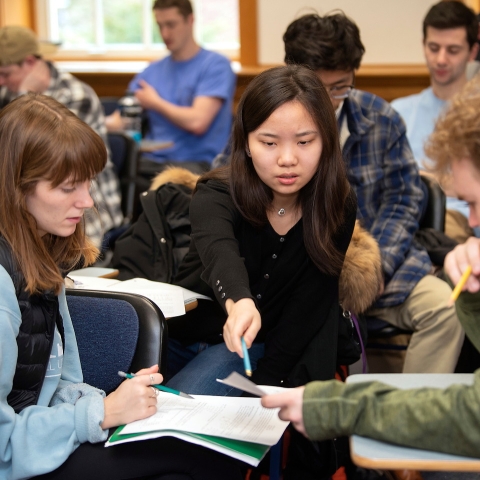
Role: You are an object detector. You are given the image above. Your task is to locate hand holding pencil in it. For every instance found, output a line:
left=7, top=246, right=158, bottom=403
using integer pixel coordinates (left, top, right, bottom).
left=447, top=265, right=472, bottom=306
left=223, top=298, right=261, bottom=358
left=445, top=238, right=480, bottom=296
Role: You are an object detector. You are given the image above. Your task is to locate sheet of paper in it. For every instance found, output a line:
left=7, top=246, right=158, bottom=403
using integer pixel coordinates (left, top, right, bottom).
left=68, top=276, right=189, bottom=317
left=217, top=372, right=287, bottom=397
left=111, top=279, right=185, bottom=317
left=68, top=275, right=120, bottom=289
left=120, top=393, right=289, bottom=445
left=119, top=278, right=212, bottom=304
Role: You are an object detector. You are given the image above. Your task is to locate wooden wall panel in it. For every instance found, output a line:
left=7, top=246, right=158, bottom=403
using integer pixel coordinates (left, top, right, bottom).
left=239, top=0, right=258, bottom=65
left=0, top=0, right=34, bottom=28
left=69, top=64, right=430, bottom=109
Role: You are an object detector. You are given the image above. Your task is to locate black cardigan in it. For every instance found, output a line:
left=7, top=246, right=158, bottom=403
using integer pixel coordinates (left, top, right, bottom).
left=172, top=180, right=357, bottom=386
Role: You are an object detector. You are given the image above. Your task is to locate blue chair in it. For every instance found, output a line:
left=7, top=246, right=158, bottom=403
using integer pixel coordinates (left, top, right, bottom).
left=100, top=96, right=120, bottom=116
left=66, top=289, right=167, bottom=393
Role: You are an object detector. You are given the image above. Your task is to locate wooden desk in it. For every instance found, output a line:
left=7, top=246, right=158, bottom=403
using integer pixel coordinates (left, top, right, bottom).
left=185, top=299, right=198, bottom=312
left=347, top=374, right=480, bottom=471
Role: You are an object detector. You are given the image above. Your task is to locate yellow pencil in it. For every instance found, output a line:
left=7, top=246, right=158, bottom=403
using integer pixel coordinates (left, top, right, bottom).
left=447, top=265, right=472, bottom=307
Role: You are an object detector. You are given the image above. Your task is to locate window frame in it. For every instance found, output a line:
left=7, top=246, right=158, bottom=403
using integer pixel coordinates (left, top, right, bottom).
left=28, top=0, right=257, bottom=64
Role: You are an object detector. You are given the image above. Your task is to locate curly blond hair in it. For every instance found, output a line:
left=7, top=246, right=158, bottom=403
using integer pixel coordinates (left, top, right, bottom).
left=425, top=76, right=480, bottom=183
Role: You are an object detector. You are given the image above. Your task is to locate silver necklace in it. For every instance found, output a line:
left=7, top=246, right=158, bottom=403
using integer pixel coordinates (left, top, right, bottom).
left=278, top=208, right=286, bottom=216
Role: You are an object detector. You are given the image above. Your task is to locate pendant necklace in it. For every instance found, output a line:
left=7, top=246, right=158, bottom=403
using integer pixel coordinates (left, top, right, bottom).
left=278, top=208, right=286, bottom=216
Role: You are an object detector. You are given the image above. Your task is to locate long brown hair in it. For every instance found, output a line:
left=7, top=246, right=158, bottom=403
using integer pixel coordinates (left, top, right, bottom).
left=201, top=65, right=352, bottom=275
left=0, top=93, right=107, bottom=294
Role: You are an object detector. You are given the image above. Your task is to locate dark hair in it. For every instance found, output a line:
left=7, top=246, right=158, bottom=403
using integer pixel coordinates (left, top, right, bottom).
left=423, top=1, right=478, bottom=48
left=0, top=93, right=106, bottom=294
left=152, top=0, right=193, bottom=18
left=283, top=12, right=365, bottom=71
left=201, top=65, right=351, bottom=276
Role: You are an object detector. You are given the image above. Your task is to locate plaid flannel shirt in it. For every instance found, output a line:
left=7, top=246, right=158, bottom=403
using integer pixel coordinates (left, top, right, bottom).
left=342, top=90, right=432, bottom=308
left=0, top=62, right=124, bottom=248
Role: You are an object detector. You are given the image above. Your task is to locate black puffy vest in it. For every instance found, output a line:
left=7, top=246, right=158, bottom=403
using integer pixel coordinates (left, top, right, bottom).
left=0, top=237, right=65, bottom=413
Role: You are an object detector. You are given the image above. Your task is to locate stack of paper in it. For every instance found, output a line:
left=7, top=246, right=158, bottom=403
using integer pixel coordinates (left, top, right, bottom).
left=68, top=276, right=211, bottom=318
left=106, top=391, right=289, bottom=466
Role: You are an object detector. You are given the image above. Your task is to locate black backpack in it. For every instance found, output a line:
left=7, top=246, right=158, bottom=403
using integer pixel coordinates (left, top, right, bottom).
left=112, top=183, right=193, bottom=282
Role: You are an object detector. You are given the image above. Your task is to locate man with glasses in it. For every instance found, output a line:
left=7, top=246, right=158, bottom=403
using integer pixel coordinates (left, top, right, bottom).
left=283, top=13, right=463, bottom=375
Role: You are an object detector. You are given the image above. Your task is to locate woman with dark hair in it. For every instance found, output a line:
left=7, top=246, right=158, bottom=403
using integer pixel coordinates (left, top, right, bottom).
left=0, top=93, right=242, bottom=480
left=167, top=65, right=357, bottom=396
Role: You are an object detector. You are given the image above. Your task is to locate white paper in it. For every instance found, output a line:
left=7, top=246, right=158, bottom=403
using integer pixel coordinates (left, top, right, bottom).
left=121, top=393, right=289, bottom=445
left=69, top=276, right=120, bottom=289
left=217, top=372, right=287, bottom=397
left=67, top=276, right=211, bottom=317
left=109, top=279, right=185, bottom=317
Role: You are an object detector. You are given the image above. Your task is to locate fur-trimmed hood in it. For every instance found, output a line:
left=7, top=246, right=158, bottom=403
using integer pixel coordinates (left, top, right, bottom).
left=340, top=221, right=382, bottom=313
left=150, top=167, right=382, bottom=314
left=150, top=167, right=199, bottom=192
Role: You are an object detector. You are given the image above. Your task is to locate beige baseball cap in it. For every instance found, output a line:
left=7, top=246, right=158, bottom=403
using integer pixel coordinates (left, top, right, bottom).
left=0, top=26, right=42, bottom=66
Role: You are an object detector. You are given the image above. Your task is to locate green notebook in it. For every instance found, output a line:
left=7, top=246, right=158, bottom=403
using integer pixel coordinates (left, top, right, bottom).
left=107, top=425, right=270, bottom=466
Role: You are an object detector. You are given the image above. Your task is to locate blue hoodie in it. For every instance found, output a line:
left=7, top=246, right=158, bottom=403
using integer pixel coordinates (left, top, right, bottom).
left=0, top=266, right=107, bottom=479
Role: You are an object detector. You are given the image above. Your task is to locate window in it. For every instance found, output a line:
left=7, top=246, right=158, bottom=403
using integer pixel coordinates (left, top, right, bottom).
left=35, top=0, right=239, bottom=58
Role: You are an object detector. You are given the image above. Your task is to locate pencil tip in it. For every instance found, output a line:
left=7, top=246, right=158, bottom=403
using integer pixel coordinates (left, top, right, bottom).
left=246, top=370, right=252, bottom=377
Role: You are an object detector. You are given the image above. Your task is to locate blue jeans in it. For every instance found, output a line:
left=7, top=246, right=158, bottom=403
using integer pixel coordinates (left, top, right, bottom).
left=165, top=339, right=265, bottom=396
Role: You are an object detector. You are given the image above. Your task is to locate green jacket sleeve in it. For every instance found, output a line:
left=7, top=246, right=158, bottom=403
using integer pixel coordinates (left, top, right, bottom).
left=303, top=371, right=480, bottom=458
left=302, top=288, right=480, bottom=459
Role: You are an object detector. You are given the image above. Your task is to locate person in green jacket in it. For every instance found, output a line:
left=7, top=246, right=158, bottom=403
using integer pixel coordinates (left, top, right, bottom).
left=262, top=75, right=480, bottom=459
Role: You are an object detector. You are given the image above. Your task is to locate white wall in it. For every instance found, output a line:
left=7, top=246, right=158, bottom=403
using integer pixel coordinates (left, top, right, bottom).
left=258, top=0, right=437, bottom=65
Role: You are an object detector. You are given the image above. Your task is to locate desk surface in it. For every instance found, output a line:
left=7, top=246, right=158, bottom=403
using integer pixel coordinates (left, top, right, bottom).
left=347, top=374, right=480, bottom=471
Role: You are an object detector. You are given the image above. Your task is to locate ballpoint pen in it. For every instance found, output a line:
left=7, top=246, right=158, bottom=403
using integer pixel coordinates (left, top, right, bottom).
left=447, top=265, right=473, bottom=307
left=118, top=371, right=194, bottom=399
left=241, top=337, right=252, bottom=377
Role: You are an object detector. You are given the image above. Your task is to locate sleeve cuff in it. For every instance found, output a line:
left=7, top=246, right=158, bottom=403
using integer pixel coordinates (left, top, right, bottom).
left=74, top=390, right=108, bottom=444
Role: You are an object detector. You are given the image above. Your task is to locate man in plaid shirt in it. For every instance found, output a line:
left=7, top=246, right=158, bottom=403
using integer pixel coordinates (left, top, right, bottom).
left=0, top=26, right=123, bottom=248
left=283, top=12, right=463, bottom=373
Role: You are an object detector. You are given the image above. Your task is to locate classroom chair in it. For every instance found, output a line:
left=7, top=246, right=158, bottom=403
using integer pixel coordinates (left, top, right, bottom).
left=66, top=289, right=167, bottom=394
left=107, top=131, right=139, bottom=222
left=100, top=96, right=120, bottom=116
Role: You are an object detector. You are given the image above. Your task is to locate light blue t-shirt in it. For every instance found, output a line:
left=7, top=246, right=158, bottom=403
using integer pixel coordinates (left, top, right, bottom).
left=130, top=48, right=236, bottom=163
left=392, top=87, right=470, bottom=219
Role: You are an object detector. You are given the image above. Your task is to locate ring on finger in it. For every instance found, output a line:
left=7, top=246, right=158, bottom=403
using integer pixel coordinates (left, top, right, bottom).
left=150, top=374, right=155, bottom=384
left=149, top=386, right=157, bottom=398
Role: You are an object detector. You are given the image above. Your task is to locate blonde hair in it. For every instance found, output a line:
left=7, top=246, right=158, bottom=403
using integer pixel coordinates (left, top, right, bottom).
left=426, top=76, right=480, bottom=183
left=0, top=93, right=107, bottom=294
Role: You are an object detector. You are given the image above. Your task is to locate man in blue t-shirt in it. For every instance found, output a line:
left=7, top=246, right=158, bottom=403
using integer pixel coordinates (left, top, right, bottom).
left=130, top=0, right=236, bottom=178
left=392, top=1, right=479, bottom=243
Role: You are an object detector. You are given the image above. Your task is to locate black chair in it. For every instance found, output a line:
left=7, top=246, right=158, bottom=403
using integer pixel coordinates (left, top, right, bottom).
left=365, top=172, right=447, bottom=363
left=66, top=289, right=167, bottom=394
left=100, top=96, right=120, bottom=116
left=419, top=172, right=446, bottom=232
left=107, top=132, right=139, bottom=221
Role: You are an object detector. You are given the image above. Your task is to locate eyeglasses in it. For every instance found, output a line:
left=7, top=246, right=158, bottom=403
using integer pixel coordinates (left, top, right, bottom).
left=328, top=84, right=355, bottom=99
left=326, top=73, right=356, bottom=99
